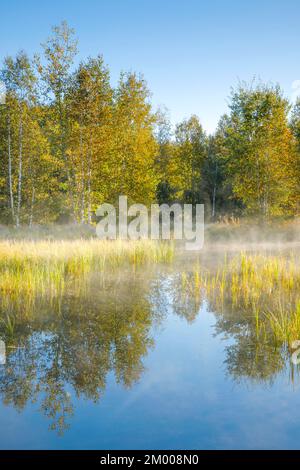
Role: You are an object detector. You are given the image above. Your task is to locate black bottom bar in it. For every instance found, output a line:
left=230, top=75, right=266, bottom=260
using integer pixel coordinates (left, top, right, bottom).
left=1, top=450, right=300, bottom=465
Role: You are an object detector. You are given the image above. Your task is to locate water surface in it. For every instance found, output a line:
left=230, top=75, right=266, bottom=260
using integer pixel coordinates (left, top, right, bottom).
left=0, top=249, right=300, bottom=449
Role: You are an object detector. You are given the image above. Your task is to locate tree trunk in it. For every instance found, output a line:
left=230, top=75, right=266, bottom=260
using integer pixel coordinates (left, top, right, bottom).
left=80, top=128, right=85, bottom=224
left=7, top=114, right=15, bottom=224
left=212, top=185, right=216, bottom=218
left=29, top=186, right=35, bottom=227
left=87, top=148, right=92, bottom=224
left=211, top=159, right=218, bottom=219
left=16, top=114, right=23, bottom=228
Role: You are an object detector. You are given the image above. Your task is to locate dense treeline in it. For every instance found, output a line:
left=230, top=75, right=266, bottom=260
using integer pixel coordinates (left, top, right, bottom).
left=0, top=22, right=299, bottom=226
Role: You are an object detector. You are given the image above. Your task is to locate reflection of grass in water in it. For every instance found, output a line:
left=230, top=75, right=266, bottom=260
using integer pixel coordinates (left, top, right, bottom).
left=0, top=239, right=174, bottom=303
left=189, top=253, right=300, bottom=344
left=0, top=269, right=158, bottom=435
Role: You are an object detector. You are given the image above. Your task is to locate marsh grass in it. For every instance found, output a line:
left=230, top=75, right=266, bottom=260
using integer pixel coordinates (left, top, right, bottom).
left=189, top=252, right=300, bottom=345
left=1, top=237, right=299, bottom=349
left=0, top=239, right=174, bottom=304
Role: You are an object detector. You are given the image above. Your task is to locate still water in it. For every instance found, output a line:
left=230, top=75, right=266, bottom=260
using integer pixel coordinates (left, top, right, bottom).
left=0, top=250, right=300, bottom=449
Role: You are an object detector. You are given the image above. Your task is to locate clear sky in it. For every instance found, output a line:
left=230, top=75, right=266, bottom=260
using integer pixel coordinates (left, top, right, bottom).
left=1, top=0, right=300, bottom=133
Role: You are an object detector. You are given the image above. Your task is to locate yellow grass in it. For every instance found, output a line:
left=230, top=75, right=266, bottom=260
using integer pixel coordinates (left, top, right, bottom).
left=0, top=239, right=174, bottom=300
left=189, top=252, right=300, bottom=344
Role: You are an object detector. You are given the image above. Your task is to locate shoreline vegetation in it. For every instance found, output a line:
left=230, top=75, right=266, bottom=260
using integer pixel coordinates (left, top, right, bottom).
left=183, top=251, right=300, bottom=346
left=0, top=239, right=174, bottom=299
left=0, top=217, right=298, bottom=303
left=0, top=238, right=298, bottom=356
left=0, top=223, right=298, bottom=372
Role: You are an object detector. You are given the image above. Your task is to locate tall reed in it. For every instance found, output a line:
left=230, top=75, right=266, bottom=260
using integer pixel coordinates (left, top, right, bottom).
left=0, top=239, right=174, bottom=301
left=189, top=252, right=300, bottom=344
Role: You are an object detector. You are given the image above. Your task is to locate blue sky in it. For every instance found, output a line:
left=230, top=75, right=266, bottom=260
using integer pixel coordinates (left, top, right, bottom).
left=1, top=0, right=300, bottom=133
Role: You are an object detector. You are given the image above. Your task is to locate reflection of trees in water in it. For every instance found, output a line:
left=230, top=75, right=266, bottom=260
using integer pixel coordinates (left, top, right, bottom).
left=164, top=272, right=204, bottom=323
left=208, top=293, right=297, bottom=386
left=149, top=267, right=294, bottom=386
left=163, top=264, right=299, bottom=386
left=0, top=262, right=298, bottom=435
left=219, top=329, right=286, bottom=385
left=0, top=271, right=160, bottom=435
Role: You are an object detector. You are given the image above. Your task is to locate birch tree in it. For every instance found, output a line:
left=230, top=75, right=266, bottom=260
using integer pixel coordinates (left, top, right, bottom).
left=0, top=52, right=37, bottom=225
left=37, top=21, right=78, bottom=219
left=225, top=82, right=297, bottom=217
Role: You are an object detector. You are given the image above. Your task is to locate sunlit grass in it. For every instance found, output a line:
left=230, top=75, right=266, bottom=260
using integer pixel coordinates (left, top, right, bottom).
left=1, top=239, right=299, bottom=348
left=189, top=252, right=300, bottom=344
left=0, top=239, right=174, bottom=301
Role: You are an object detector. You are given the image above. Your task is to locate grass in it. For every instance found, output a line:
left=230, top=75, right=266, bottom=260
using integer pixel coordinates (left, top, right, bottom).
left=0, top=239, right=174, bottom=301
left=0, top=235, right=299, bottom=348
left=188, top=252, right=300, bottom=345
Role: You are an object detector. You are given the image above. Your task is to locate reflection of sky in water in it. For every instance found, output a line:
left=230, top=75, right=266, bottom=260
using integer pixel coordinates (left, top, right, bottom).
left=0, top=261, right=299, bottom=450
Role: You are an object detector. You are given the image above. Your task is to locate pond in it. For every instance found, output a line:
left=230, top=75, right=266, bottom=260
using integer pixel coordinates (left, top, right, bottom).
left=0, top=247, right=300, bottom=450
